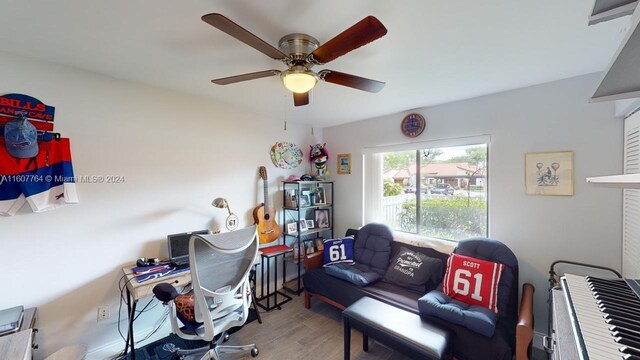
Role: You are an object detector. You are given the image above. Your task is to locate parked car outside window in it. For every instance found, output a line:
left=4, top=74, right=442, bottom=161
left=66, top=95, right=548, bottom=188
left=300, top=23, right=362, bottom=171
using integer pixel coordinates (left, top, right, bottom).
left=430, top=183, right=454, bottom=195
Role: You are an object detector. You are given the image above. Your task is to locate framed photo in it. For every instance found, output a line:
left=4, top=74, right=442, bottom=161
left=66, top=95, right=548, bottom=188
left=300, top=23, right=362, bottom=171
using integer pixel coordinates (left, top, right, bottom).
left=285, top=189, right=298, bottom=208
left=298, top=219, right=308, bottom=232
left=292, top=240, right=301, bottom=260
left=525, top=151, right=574, bottom=196
left=315, top=237, right=324, bottom=251
left=315, top=209, right=330, bottom=228
left=299, top=193, right=311, bottom=207
left=286, top=222, right=297, bottom=234
left=305, top=241, right=315, bottom=254
left=337, top=153, right=351, bottom=174
left=313, top=187, right=326, bottom=205
left=305, top=219, right=315, bottom=229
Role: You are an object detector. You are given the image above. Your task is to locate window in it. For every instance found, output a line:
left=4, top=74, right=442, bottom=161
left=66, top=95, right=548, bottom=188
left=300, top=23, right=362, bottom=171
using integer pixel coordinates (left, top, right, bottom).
left=381, top=143, right=488, bottom=241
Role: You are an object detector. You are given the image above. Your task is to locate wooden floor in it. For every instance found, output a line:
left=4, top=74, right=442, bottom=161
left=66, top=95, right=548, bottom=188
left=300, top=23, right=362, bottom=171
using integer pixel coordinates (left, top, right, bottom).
left=220, top=294, right=411, bottom=360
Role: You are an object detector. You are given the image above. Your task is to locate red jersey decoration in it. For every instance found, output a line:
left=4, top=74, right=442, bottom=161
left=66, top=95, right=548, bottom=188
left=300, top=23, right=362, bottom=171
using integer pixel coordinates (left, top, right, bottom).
left=442, top=253, right=504, bottom=313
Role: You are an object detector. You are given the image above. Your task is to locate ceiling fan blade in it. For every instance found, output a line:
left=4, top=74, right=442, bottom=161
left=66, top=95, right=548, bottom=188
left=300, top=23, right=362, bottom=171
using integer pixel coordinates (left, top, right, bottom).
left=212, top=70, right=281, bottom=85
left=308, top=16, right=387, bottom=65
left=293, top=92, right=310, bottom=106
left=320, top=70, right=385, bottom=93
left=202, top=13, right=287, bottom=60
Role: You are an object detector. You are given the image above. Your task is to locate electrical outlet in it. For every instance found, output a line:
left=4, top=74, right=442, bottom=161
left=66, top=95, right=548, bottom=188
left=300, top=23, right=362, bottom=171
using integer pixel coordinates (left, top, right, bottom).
left=97, top=306, right=110, bottom=321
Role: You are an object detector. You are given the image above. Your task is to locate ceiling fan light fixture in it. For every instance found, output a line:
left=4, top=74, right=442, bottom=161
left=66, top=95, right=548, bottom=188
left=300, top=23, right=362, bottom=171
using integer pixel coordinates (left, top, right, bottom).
left=282, top=67, right=317, bottom=94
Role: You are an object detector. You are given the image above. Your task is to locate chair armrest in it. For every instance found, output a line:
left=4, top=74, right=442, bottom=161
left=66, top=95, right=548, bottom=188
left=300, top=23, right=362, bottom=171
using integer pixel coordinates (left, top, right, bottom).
left=304, top=252, right=323, bottom=270
left=516, top=283, right=535, bottom=360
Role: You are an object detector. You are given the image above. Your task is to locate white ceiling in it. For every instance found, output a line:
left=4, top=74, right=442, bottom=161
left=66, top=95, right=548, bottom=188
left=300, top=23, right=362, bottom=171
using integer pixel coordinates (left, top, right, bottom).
left=0, top=1, right=629, bottom=127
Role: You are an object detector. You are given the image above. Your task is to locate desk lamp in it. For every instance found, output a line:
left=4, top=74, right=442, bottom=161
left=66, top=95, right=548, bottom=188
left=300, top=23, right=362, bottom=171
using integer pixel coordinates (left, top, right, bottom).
left=212, top=197, right=239, bottom=231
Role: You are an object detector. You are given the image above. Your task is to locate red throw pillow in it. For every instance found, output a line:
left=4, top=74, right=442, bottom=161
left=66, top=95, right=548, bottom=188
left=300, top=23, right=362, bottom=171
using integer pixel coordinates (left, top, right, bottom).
left=442, top=253, right=504, bottom=313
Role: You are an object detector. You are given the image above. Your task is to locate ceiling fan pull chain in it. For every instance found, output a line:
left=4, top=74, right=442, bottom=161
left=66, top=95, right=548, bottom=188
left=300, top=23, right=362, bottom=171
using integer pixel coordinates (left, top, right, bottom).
left=284, top=121, right=287, bottom=131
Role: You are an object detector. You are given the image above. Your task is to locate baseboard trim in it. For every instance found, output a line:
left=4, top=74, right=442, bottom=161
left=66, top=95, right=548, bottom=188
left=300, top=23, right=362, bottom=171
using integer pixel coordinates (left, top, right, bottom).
left=86, top=323, right=172, bottom=360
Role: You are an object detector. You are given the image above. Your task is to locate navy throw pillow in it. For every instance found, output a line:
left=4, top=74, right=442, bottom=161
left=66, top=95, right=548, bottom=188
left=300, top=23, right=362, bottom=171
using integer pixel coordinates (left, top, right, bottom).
left=323, top=236, right=355, bottom=267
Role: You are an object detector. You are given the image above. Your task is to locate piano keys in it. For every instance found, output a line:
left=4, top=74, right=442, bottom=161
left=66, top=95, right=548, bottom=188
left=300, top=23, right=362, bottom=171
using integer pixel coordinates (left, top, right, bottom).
left=549, top=273, right=640, bottom=360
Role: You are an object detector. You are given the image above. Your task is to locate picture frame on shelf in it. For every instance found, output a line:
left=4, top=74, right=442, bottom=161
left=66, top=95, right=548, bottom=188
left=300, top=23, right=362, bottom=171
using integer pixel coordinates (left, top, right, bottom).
left=285, top=189, right=298, bottom=208
left=315, top=209, right=330, bottom=228
left=286, top=222, right=297, bottom=234
left=305, top=240, right=315, bottom=254
left=315, top=237, right=324, bottom=251
left=298, top=219, right=308, bottom=232
left=337, top=153, right=351, bottom=174
left=292, top=240, right=301, bottom=260
left=314, top=187, right=326, bottom=205
left=305, top=219, right=315, bottom=229
left=299, top=193, right=311, bottom=207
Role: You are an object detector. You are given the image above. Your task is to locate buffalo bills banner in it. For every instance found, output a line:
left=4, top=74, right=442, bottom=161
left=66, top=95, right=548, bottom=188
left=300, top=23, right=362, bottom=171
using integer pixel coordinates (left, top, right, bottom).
left=0, top=94, right=55, bottom=132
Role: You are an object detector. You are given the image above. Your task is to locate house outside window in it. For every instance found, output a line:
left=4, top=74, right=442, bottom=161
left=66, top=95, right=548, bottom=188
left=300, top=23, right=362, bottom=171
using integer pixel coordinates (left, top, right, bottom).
left=381, top=143, right=488, bottom=241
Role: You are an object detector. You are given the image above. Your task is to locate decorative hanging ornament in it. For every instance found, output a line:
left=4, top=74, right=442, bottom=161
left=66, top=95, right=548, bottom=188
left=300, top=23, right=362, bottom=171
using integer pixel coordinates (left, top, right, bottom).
left=270, top=141, right=303, bottom=169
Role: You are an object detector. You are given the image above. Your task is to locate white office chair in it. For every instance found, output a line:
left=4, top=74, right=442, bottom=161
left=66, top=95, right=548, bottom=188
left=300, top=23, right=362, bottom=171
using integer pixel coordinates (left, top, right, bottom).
left=154, top=226, right=259, bottom=360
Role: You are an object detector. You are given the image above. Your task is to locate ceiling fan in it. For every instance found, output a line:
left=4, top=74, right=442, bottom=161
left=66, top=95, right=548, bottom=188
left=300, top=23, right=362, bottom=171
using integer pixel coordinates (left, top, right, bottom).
left=201, top=13, right=388, bottom=106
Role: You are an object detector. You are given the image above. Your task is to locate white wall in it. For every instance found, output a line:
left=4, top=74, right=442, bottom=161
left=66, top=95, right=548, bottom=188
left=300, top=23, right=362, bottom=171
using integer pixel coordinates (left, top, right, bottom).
left=0, top=51, right=319, bottom=359
left=323, top=74, right=623, bottom=336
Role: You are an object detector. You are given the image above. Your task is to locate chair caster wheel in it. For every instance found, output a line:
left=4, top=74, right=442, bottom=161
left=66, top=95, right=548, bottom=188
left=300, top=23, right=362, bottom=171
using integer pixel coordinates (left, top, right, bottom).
left=223, top=333, right=230, bottom=342
left=251, top=347, right=259, bottom=357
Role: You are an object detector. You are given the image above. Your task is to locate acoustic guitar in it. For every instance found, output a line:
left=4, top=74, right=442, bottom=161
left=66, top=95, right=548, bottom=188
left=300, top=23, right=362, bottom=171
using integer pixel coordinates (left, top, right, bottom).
left=253, top=166, right=280, bottom=244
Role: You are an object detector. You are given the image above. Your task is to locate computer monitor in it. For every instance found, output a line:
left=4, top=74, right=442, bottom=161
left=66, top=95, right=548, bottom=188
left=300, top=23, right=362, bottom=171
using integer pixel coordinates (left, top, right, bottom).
left=167, top=230, right=211, bottom=264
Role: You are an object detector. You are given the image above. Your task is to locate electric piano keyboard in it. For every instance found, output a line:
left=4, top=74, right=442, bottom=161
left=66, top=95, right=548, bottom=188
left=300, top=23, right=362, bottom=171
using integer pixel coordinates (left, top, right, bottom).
left=550, top=273, right=640, bottom=359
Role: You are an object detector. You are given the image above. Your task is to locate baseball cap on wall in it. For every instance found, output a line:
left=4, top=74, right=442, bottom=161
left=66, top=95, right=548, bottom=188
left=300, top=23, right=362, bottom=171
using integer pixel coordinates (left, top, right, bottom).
left=4, top=115, right=38, bottom=158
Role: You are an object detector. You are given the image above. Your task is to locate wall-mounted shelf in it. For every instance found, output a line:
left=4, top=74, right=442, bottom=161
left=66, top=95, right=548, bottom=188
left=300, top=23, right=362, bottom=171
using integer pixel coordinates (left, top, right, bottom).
left=591, top=5, right=640, bottom=102
left=589, top=0, right=638, bottom=25
left=586, top=173, right=640, bottom=188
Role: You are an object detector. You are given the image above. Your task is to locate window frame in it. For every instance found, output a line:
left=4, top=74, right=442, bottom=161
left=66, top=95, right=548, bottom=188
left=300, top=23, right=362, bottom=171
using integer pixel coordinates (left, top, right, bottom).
left=366, top=135, right=491, bottom=242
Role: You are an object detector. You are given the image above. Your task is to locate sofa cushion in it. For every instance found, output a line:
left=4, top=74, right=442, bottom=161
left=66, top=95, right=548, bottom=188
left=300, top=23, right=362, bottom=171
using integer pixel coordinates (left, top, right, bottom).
left=325, top=263, right=381, bottom=287
left=354, top=223, right=393, bottom=276
left=322, top=236, right=355, bottom=266
left=418, top=290, right=498, bottom=337
left=442, top=253, right=504, bottom=313
left=383, top=246, right=443, bottom=292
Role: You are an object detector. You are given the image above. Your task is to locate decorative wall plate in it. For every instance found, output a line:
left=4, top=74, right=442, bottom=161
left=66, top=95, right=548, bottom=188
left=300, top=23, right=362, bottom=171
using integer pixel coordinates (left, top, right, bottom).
left=401, top=113, right=426, bottom=138
left=270, top=141, right=303, bottom=169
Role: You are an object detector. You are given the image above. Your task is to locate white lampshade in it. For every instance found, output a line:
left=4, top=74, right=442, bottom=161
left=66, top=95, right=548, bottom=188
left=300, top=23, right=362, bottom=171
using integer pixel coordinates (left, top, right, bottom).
left=282, top=68, right=317, bottom=93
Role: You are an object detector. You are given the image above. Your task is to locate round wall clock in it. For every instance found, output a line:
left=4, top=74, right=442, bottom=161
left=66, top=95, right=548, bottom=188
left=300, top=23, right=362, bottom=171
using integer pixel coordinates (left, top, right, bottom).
left=401, top=113, right=426, bottom=138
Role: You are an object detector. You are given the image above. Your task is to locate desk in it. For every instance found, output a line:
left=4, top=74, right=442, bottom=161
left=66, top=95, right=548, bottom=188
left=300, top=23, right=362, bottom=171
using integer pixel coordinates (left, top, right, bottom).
left=0, top=329, right=32, bottom=360
left=121, top=264, right=262, bottom=360
left=0, top=307, right=38, bottom=360
left=121, top=265, right=191, bottom=360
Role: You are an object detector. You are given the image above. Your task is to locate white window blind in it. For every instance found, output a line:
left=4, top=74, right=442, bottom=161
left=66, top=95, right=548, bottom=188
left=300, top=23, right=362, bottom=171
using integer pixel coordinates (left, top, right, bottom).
left=623, top=111, right=640, bottom=277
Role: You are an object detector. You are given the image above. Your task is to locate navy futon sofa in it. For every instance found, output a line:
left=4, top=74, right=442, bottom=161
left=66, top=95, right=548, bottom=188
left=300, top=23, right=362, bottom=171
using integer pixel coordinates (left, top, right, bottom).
left=302, top=223, right=534, bottom=360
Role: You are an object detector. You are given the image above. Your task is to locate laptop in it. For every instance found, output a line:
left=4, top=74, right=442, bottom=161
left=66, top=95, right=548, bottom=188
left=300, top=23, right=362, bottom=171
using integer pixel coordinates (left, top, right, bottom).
left=167, top=230, right=211, bottom=267
left=0, top=305, right=23, bottom=336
